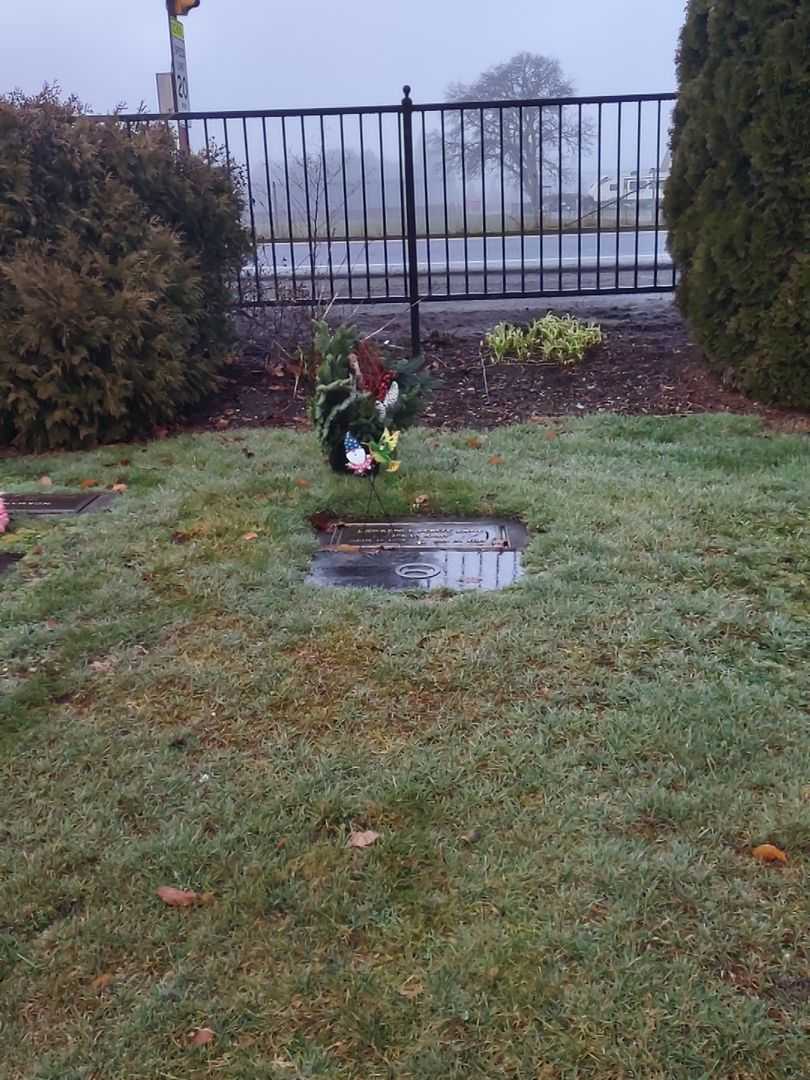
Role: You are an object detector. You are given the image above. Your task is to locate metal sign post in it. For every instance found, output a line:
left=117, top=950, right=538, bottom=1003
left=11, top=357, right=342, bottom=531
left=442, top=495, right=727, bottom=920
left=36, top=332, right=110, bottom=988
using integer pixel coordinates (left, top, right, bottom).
left=168, top=14, right=190, bottom=150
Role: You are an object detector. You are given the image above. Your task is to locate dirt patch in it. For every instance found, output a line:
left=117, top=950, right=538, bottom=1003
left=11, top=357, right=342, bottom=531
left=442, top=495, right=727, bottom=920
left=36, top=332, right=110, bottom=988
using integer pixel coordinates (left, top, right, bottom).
left=178, top=297, right=809, bottom=434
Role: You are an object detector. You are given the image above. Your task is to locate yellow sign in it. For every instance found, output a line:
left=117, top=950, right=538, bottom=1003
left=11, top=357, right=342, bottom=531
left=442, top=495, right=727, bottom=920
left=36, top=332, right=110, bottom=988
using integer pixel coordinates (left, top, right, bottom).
left=170, top=16, right=185, bottom=40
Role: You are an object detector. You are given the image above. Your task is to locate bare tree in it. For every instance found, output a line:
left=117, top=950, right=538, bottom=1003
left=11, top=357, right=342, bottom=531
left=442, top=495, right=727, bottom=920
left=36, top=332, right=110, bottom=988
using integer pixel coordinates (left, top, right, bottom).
left=441, top=53, right=589, bottom=218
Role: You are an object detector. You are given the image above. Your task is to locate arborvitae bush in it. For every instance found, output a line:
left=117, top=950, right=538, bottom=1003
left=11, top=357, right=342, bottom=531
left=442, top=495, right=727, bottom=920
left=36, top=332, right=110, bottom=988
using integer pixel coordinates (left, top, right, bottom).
left=665, top=2, right=810, bottom=407
left=0, top=89, right=249, bottom=450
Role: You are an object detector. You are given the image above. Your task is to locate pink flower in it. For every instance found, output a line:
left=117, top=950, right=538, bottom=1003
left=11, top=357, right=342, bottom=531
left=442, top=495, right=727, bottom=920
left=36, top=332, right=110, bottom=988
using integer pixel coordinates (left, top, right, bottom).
left=0, top=497, right=8, bottom=535
left=347, top=454, right=374, bottom=476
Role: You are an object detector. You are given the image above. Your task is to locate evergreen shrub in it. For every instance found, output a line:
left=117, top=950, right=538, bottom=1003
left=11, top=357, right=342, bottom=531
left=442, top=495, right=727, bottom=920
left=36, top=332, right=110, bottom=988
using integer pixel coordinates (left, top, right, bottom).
left=665, top=1, right=810, bottom=406
left=0, top=89, right=249, bottom=450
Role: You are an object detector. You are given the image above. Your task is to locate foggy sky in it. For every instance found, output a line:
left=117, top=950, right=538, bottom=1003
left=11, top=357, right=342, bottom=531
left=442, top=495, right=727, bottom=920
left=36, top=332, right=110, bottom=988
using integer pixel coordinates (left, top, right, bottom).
left=3, top=0, right=687, bottom=115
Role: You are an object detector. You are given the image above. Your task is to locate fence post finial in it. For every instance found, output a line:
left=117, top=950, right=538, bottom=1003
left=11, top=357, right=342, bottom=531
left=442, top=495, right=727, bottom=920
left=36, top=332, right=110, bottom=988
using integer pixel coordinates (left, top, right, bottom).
left=402, top=85, right=412, bottom=105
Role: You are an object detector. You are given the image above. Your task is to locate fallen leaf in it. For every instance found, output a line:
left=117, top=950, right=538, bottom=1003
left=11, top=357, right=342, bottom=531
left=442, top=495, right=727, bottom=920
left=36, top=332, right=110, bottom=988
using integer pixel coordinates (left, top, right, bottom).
left=488, top=455, right=505, bottom=465
left=460, top=828, right=482, bottom=844
left=348, top=830, right=381, bottom=849
left=412, top=494, right=429, bottom=510
left=80, top=479, right=99, bottom=490
left=545, top=430, right=559, bottom=441
left=91, top=973, right=115, bottom=992
left=242, top=531, right=259, bottom=542
left=118, top=458, right=130, bottom=467
left=45, top=619, right=59, bottom=631
left=398, top=977, right=425, bottom=1000
left=309, top=511, right=337, bottom=532
left=89, top=657, right=116, bottom=673
left=466, top=436, right=483, bottom=449
left=156, top=885, right=200, bottom=907
left=39, top=475, right=53, bottom=487
left=189, top=1027, right=216, bottom=1047
left=111, top=483, right=128, bottom=493
left=31, top=545, right=44, bottom=555
left=171, top=530, right=191, bottom=544
left=294, top=478, right=311, bottom=489
left=752, top=844, right=788, bottom=864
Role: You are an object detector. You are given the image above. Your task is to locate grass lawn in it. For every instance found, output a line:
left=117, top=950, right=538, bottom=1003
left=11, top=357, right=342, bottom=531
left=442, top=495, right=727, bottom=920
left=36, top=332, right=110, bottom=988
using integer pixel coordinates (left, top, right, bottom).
left=2, top=414, right=810, bottom=1079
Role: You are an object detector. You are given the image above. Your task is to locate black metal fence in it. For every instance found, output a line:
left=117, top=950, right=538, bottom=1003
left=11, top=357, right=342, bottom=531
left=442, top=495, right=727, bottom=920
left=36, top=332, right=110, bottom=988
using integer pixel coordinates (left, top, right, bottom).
left=113, top=87, right=677, bottom=349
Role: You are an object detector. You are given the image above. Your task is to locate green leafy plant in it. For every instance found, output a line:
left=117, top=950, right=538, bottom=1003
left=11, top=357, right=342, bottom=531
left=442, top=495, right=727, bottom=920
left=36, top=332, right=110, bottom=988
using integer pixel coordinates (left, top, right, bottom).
left=665, top=1, right=810, bottom=406
left=0, top=88, right=250, bottom=451
left=485, top=313, right=602, bottom=365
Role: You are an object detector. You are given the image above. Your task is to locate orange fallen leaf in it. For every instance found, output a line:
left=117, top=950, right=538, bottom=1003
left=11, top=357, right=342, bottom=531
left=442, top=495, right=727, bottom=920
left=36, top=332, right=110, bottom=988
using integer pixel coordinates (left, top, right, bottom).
left=156, top=885, right=200, bottom=907
left=111, top=483, right=128, bottom=493
left=752, top=844, right=788, bottom=864
left=545, top=430, right=559, bottom=441
left=412, top=494, right=429, bottom=510
left=189, top=1027, right=216, bottom=1047
left=80, top=479, right=99, bottom=490
left=466, top=436, right=483, bottom=449
left=242, top=531, right=259, bottom=542
left=39, top=475, right=53, bottom=487
left=348, top=830, right=381, bottom=849
left=91, top=973, right=115, bottom=992
left=488, top=455, right=505, bottom=465
left=294, top=478, right=311, bottom=489
left=398, top=977, right=425, bottom=1000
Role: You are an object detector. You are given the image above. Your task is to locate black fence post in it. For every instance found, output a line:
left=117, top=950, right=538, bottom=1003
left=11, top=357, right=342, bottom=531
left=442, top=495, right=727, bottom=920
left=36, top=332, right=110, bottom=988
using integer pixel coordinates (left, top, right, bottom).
left=401, top=85, right=421, bottom=355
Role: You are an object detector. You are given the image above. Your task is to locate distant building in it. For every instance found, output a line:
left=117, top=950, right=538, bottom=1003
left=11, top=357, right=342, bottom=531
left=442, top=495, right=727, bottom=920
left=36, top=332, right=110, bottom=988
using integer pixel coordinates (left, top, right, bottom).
left=589, top=153, right=670, bottom=207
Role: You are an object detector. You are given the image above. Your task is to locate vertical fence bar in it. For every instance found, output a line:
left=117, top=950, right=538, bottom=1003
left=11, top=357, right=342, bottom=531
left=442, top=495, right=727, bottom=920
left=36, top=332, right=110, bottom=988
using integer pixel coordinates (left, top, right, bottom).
left=222, top=119, right=242, bottom=304
left=378, top=113, right=390, bottom=298
left=596, top=102, right=602, bottom=291
left=202, top=117, right=210, bottom=164
left=397, top=113, right=407, bottom=297
left=338, top=114, right=353, bottom=300
left=557, top=104, right=563, bottom=291
left=460, top=108, right=470, bottom=294
left=261, top=117, right=279, bottom=301
left=615, top=101, right=622, bottom=289
left=358, top=114, right=371, bottom=297
left=440, top=108, right=451, bottom=295
left=280, top=117, right=297, bottom=295
left=299, top=117, right=317, bottom=300
left=319, top=114, right=335, bottom=299
left=421, top=111, right=433, bottom=296
left=499, top=106, right=506, bottom=293
left=539, top=105, right=545, bottom=291
left=480, top=106, right=488, bottom=294
left=401, top=86, right=421, bottom=353
left=519, top=106, right=525, bottom=294
left=577, top=103, right=582, bottom=292
left=634, top=100, right=642, bottom=290
left=242, top=118, right=262, bottom=303
left=654, top=98, right=662, bottom=287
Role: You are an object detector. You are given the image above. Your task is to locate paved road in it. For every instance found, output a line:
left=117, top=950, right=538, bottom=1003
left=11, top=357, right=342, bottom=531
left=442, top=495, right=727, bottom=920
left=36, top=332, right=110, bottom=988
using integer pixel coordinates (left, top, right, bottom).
left=248, top=228, right=674, bottom=299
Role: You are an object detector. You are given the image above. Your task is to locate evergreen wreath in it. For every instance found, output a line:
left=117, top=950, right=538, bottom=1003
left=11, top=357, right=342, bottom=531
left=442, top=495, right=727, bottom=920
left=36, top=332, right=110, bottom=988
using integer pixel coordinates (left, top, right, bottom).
left=310, top=321, right=430, bottom=475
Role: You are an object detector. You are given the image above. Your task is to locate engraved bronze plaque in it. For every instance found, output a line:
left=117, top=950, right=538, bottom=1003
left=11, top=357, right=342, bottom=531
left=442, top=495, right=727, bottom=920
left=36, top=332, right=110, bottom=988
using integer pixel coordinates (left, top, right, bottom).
left=3, top=492, right=113, bottom=515
left=327, top=519, right=514, bottom=551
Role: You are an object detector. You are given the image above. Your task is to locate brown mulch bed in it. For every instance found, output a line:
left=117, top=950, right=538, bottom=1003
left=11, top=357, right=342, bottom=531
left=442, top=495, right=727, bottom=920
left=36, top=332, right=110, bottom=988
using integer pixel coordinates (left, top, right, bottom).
left=183, top=300, right=809, bottom=435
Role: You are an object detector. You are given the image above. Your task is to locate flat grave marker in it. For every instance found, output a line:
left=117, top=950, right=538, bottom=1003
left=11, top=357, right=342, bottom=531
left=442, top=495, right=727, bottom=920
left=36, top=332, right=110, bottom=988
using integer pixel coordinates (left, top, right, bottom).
left=309, top=518, right=528, bottom=592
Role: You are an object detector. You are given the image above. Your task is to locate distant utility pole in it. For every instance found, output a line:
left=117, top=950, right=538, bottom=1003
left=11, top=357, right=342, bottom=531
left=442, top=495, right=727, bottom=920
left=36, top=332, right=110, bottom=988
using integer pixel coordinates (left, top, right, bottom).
left=161, top=0, right=200, bottom=150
